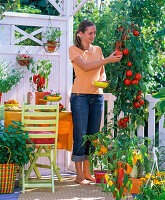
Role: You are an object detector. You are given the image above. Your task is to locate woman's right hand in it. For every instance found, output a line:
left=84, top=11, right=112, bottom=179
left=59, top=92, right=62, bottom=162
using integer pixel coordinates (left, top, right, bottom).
left=108, top=51, right=123, bottom=63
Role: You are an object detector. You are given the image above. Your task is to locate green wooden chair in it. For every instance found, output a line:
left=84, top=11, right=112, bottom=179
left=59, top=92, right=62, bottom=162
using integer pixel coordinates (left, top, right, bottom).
left=21, top=103, right=63, bottom=193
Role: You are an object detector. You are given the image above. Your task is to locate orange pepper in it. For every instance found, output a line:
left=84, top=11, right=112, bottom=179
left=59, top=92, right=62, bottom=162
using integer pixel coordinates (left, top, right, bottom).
left=133, top=156, right=137, bottom=166
left=98, top=151, right=103, bottom=156
left=100, top=146, right=108, bottom=154
left=126, top=163, right=133, bottom=175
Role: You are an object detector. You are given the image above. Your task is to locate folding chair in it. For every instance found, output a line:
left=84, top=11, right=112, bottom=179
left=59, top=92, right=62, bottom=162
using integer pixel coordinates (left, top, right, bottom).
left=0, top=105, right=4, bottom=125
left=21, top=103, right=63, bottom=193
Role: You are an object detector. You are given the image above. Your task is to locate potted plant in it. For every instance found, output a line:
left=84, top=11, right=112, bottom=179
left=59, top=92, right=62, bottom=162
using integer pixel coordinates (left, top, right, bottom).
left=0, top=121, right=35, bottom=193
left=16, top=54, right=33, bottom=69
left=84, top=120, right=151, bottom=199
left=0, top=58, right=24, bottom=104
left=29, top=59, right=52, bottom=104
left=43, top=27, right=62, bottom=52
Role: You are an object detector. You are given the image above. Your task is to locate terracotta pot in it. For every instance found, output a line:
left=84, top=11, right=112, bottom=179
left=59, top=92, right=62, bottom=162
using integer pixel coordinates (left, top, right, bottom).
left=35, top=92, right=47, bottom=105
left=93, top=170, right=107, bottom=185
left=124, top=178, right=143, bottom=194
left=47, top=41, right=57, bottom=52
left=0, top=92, right=2, bottom=104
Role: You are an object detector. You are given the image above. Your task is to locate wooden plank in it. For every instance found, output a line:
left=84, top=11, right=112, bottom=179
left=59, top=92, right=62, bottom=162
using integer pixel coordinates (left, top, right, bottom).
left=24, top=119, right=56, bottom=124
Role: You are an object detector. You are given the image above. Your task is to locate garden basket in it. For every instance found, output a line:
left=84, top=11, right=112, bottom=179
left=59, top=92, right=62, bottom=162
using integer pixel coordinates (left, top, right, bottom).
left=0, top=146, right=18, bottom=194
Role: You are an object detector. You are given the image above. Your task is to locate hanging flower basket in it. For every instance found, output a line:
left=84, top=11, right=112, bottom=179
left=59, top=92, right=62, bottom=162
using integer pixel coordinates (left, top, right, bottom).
left=16, top=54, right=33, bottom=68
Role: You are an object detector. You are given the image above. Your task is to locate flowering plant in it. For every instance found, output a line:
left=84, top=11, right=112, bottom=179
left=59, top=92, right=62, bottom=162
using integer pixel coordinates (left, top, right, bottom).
left=135, top=172, right=165, bottom=200
left=16, top=54, right=33, bottom=68
left=29, top=59, right=52, bottom=92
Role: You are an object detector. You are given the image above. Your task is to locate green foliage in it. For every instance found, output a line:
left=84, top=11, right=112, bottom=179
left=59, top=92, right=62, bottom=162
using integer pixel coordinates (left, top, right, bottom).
left=0, top=58, right=24, bottom=93
left=0, top=121, right=35, bottom=166
left=14, top=5, right=41, bottom=14
left=152, top=87, right=165, bottom=127
left=43, top=27, right=62, bottom=43
left=19, top=0, right=59, bottom=16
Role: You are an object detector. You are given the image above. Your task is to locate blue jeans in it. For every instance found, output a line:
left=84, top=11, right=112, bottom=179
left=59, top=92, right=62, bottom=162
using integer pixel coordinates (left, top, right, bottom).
left=70, top=93, right=104, bottom=162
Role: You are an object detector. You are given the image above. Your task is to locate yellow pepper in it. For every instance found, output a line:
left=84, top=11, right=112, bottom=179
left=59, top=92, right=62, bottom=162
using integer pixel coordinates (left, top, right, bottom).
left=46, top=96, right=62, bottom=100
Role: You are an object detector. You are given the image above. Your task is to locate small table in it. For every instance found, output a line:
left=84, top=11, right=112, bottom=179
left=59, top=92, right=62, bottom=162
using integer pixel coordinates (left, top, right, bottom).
left=4, top=111, right=73, bottom=151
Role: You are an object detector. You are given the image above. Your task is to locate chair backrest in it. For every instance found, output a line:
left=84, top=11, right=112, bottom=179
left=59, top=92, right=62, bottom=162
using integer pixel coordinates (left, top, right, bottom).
left=0, top=105, right=4, bottom=125
left=21, top=103, right=59, bottom=146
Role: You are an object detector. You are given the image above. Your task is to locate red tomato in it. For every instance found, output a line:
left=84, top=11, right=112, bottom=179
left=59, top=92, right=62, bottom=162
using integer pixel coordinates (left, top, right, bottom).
left=122, top=48, right=129, bottom=55
left=124, top=117, right=129, bottom=122
left=132, top=80, right=139, bottom=85
left=120, top=120, right=125, bottom=124
left=124, top=78, right=131, bottom=85
left=116, top=41, right=124, bottom=47
left=118, top=161, right=123, bottom=167
left=127, top=62, right=132, bottom=66
left=131, top=23, right=135, bottom=27
left=118, top=120, right=122, bottom=125
left=134, top=102, right=140, bottom=108
left=115, top=51, right=122, bottom=56
left=122, top=123, right=127, bottom=128
left=136, top=96, right=142, bottom=100
left=126, top=70, right=133, bottom=77
left=119, top=26, right=124, bottom=32
left=122, top=34, right=129, bottom=40
left=131, top=80, right=136, bottom=85
left=133, top=30, right=139, bottom=36
left=139, top=100, right=144, bottom=105
left=135, top=73, right=141, bottom=80
left=138, top=91, right=142, bottom=95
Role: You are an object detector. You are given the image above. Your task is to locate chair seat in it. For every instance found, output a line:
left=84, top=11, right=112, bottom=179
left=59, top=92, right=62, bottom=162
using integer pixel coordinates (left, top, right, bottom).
left=27, top=131, right=55, bottom=144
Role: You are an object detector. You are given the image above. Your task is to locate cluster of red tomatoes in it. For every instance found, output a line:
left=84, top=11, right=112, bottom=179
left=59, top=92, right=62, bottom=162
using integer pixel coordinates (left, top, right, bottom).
left=118, top=116, right=129, bottom=129
left=134, top=91, right=144, bottom=108
left=115, top=23, right=145, bottom=110
left=115, top=23, right=139, bottom=56
left=33, top=74, right=45, bottom=91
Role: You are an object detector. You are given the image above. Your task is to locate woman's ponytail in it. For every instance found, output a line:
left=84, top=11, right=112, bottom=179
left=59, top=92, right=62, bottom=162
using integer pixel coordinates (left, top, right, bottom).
left=74, top=20, right=95, bottom=51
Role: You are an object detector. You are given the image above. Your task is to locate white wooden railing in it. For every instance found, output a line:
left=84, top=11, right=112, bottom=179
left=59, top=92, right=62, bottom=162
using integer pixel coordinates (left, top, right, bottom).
left=67, top=93, right=165, bottom=173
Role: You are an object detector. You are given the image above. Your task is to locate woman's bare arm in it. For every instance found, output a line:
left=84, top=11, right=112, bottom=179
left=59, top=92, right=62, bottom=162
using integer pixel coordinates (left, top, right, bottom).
left=72, top=51, right=122, bottom=72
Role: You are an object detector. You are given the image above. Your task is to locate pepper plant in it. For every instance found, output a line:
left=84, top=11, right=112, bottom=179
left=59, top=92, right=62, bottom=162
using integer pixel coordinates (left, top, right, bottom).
left=29, top=59, right=52, bottom=92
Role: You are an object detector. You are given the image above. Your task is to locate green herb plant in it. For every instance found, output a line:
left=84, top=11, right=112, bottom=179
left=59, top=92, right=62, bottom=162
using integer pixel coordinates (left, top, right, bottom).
left=43, top=27, right=62, bottom=43
left=0, top=58, right=24, bottom=93
left=0, top=121, right=35, bottom=166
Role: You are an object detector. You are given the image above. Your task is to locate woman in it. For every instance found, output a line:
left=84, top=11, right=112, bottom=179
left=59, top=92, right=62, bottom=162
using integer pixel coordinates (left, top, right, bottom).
left=69, top=20, right=122, bottom=185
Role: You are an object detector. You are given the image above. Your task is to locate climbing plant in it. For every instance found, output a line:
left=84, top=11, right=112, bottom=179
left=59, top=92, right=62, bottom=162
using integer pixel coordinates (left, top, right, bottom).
left=74, top=0, right=164, bottom=126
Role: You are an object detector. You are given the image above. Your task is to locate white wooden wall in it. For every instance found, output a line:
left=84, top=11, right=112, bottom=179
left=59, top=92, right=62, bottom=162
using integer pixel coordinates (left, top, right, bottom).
left=0, top=0, right=89, bottom=173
